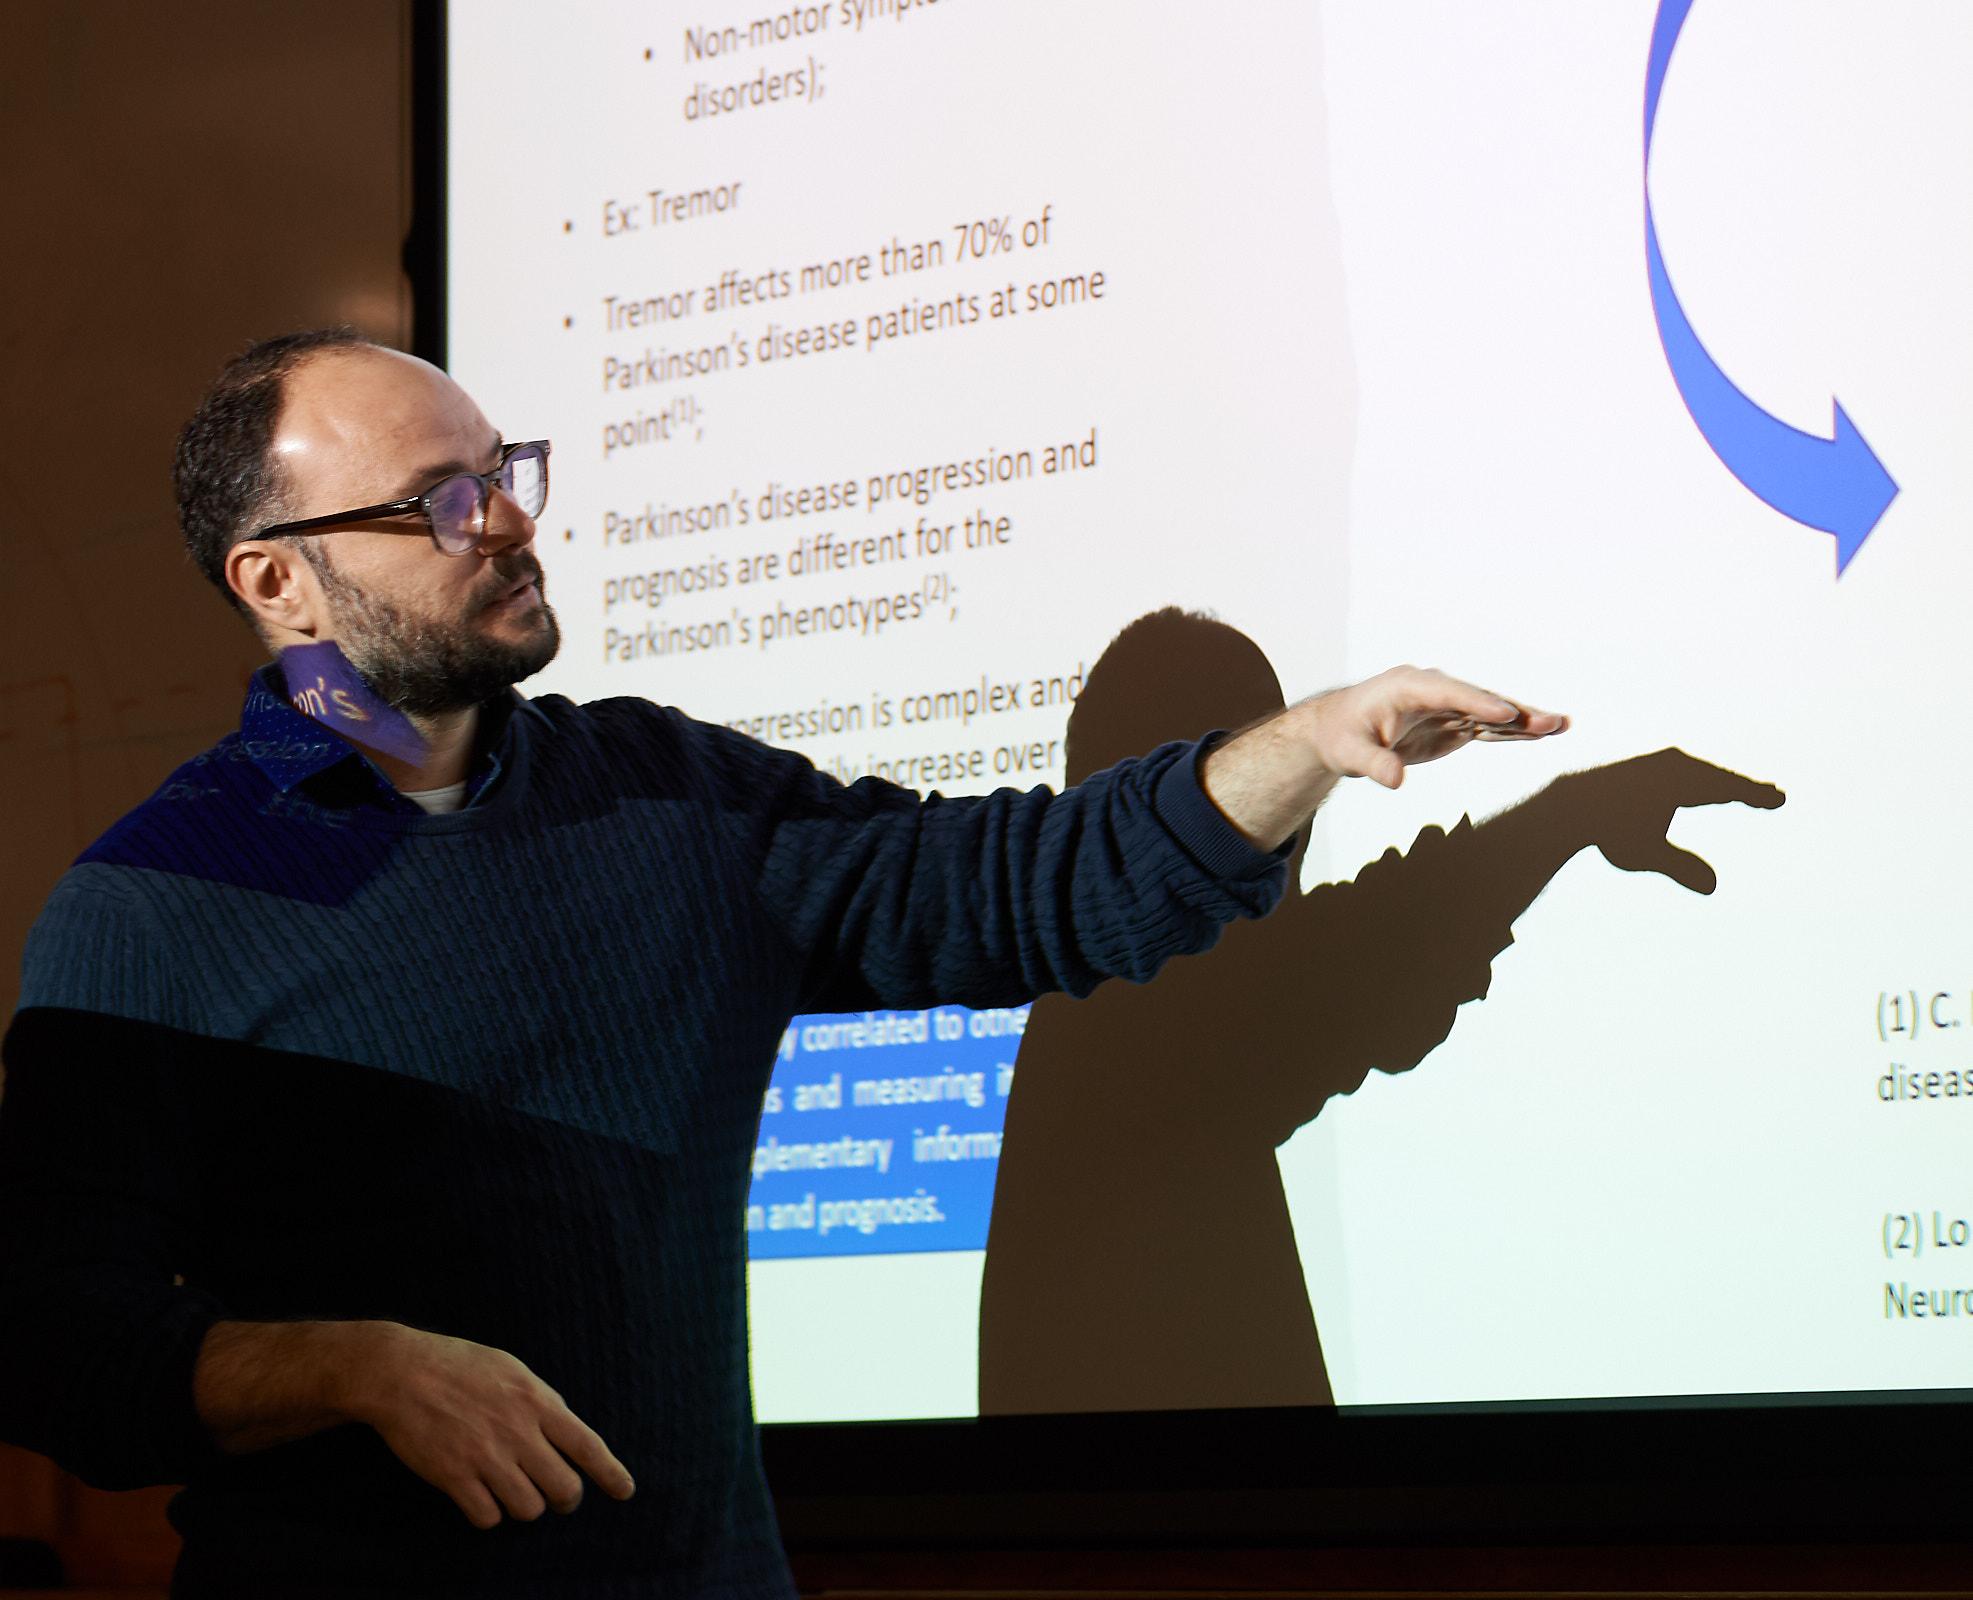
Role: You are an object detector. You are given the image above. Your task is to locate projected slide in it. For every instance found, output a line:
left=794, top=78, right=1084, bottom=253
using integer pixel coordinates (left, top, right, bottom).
left=448, top=1, right=1973, bottom=1422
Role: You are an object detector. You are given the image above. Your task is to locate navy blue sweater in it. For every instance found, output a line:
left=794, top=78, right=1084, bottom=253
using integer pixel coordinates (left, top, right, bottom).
left=0, top=662, right=1290, bottom=1597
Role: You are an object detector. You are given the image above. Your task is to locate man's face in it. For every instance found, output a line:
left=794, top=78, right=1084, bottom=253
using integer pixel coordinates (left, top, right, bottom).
left=258, top=346, right=560, bottom=716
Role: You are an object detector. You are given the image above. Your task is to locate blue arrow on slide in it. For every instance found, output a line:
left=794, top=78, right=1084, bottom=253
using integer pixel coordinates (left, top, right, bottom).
left=1645, top=0, right=1896, bottom=574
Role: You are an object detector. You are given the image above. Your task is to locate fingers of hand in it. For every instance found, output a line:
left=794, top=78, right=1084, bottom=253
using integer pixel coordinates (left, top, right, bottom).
left=485, top=1460, right=550, bottom=1523
left=519, top=1435, right=587, bottom=1514
left=545, top=1409, right=637, bottom=1500
left=1467, top=706, right=1567, bottom=738
left=456, top=1482, right=503, bottom=1531
left=1395, top=714, right=1482, bottom=760
left=1335, top=669, right=1562, bottom=781
left=1375, top=665, right=1568, bottom=740
left=447, top=1432, right=628, bottom=1529
left=1395, top=666, right=1520, bottom=726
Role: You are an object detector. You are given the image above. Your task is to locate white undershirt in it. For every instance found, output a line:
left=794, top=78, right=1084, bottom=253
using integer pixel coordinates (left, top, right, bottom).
left=401, top=780, right=468, bottom=814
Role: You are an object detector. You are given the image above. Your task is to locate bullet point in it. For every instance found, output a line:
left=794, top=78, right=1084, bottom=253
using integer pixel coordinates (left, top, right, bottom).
left=562, top=220, right=572, bottom=233
left=564, top=529, right=573, bottom=541
left=563, top=315, right=572, bottom=328
left=644, top=46, right=653, bottom=60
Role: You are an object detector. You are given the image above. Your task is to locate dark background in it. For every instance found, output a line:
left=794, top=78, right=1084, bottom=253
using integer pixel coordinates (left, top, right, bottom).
left=2, top=3, right=1971, bottom=1594
left=0, top=3, right=407, bottom=1589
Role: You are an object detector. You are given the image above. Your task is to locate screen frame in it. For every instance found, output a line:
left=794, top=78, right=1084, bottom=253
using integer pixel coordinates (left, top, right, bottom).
left=412, top=3, right=1973, bottom=1554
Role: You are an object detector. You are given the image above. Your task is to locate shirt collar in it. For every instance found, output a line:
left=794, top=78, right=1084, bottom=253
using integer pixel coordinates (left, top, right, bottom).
left=241, top=660, right=522, bottom=814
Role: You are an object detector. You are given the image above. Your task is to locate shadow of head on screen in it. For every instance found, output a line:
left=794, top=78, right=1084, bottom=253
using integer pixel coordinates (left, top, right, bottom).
left=976, top=606, right=1784, bottom=1417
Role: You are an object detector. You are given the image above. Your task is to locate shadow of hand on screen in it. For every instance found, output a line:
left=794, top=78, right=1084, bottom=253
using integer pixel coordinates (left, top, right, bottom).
left=977, top=610, right=1783, bottom=1417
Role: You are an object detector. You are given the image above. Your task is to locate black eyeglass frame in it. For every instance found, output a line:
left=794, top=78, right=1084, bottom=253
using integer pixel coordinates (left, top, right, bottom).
left=255, top=439, right=552, bottom=553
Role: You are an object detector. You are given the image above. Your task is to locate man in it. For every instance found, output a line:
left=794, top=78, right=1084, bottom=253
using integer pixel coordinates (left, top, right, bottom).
left=0, top=327, right=1566, bottom=1597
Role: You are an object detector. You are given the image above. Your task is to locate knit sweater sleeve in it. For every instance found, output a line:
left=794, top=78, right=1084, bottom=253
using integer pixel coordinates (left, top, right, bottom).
left=678, top=714, right=1297, bottom=1015
left=0, top=871, right=237, bottom=1489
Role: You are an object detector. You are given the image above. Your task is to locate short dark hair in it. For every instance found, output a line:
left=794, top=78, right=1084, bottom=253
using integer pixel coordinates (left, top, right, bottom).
left=172, top=326, right=376, bottom=623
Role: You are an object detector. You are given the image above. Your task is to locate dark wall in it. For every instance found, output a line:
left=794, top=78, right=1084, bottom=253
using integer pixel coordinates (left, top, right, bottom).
left=0, top=2, right=407, bottom=1576
left=0, top=0, right=411, bottom=1018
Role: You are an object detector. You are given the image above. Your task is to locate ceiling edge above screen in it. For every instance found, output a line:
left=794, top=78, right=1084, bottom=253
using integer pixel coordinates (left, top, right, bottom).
left=414, top=0, right=1973, bottom=1553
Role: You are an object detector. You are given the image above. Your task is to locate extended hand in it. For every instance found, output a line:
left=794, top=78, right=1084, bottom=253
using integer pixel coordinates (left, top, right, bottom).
left=1201, top=664, right=1567, bottom=852
left=1305, top=664, right=1568, bottom=790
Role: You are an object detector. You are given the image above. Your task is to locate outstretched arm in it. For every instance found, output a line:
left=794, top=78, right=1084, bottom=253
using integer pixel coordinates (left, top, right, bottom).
left=741, top=732, right=1293, bottom=1016
left=1200, top=664, right=1569, bottom=851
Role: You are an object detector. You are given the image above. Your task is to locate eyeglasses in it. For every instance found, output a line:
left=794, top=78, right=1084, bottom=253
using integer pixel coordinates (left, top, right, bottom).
left=257, top=440, right=552, bottom=555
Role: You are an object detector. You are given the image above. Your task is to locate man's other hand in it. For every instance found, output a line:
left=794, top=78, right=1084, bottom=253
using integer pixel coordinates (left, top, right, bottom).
left=350, top=1324, right=637, bottom=1530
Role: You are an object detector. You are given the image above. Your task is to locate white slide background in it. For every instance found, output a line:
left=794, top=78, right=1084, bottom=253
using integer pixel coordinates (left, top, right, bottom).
left=450, top=1, right=1973, bottom=1420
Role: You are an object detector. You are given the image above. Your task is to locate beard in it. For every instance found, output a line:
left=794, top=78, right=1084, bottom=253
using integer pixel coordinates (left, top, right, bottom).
left=301, top=543, right=562, bottom=716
